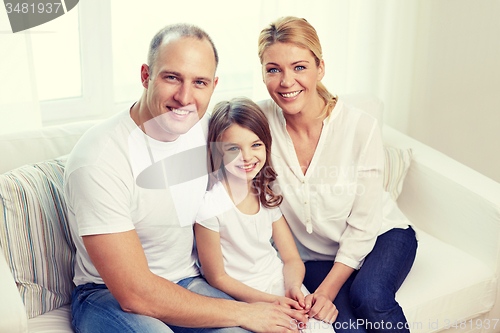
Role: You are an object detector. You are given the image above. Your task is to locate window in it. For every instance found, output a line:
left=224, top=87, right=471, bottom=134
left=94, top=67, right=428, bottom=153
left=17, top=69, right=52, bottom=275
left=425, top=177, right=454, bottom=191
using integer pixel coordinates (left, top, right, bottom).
left=30, top=5, right=81, bottom=101
left=34, top=0, right=264, bottom=125
left=36, top=1, right=114, bottom=125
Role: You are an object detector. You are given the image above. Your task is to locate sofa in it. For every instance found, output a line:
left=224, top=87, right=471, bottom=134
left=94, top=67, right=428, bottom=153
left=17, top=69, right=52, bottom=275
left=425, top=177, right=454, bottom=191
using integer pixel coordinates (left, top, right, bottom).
left=1, top=95, right=499, bottom=333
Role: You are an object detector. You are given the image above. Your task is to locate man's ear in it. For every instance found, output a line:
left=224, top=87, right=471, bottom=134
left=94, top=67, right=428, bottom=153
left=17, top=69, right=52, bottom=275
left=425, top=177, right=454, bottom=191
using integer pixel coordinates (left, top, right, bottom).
left=141, top=64, right=150, bottom=89
left=212, top=76, right=219, bottom=92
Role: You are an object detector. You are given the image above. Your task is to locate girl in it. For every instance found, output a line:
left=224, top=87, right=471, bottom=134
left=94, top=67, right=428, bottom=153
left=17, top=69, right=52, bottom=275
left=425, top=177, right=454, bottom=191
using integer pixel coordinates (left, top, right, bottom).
left=256, top=16, right=417, bottom=333
left=194, top=97, right=337, bottom=332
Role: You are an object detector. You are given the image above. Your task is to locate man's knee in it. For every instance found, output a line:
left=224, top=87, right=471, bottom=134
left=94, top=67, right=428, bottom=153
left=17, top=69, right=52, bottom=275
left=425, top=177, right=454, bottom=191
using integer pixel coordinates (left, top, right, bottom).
left=72, top=286, right=172, bottom=333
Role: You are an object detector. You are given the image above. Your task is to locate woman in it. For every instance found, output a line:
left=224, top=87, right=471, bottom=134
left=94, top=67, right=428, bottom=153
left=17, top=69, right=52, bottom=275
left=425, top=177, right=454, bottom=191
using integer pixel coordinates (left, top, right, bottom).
left=257, top=16, right=417, bottom=333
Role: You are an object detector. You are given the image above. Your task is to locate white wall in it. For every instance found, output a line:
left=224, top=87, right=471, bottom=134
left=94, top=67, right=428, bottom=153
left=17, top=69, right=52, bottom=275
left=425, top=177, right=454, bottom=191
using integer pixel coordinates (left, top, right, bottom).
left=407, top=0, right=500, bottom=183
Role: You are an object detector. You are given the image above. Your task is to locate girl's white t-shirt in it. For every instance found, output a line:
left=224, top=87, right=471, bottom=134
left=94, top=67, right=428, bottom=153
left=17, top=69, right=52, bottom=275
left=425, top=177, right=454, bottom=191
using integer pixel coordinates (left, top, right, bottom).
left=195, top=182, right=285, bottom=292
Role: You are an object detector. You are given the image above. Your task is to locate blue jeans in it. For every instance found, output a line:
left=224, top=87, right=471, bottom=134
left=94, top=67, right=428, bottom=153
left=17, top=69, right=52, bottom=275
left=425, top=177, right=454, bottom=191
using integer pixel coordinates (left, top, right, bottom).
left=71, top=276, right=250, bottom=333
left=303, top=227, right=417, bottom=333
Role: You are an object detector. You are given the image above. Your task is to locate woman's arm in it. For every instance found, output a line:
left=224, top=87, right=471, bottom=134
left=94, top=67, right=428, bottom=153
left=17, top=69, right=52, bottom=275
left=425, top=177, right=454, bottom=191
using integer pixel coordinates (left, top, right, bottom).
left=314, top=262, right=354, bottom=303
left=271, top=216, right=306, bottom=307
left=304, top=262, right=351, bottom=322
left=194, top=223, right=301, bottom=309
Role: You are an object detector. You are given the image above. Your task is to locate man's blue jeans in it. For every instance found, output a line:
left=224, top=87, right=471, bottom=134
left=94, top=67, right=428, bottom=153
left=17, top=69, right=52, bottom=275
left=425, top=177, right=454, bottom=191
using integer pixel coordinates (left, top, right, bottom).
left=303, top=227, right=418, bottom=333
left=71, top=276, right=250, bottom=333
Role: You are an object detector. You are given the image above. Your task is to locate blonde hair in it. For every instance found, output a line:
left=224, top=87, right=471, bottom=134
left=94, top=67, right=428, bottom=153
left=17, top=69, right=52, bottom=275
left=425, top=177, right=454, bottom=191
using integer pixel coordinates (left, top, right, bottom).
left=207, top=97, right=282, bottom=209
left=258, top=16, right=337, bottom=117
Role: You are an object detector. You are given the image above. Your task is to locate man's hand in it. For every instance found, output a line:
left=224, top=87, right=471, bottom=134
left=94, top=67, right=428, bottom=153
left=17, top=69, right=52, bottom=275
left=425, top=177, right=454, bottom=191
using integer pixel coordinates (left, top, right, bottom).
left=240, top=301, right=308, bottom=332
left=304, top=292, right=338, bottom=324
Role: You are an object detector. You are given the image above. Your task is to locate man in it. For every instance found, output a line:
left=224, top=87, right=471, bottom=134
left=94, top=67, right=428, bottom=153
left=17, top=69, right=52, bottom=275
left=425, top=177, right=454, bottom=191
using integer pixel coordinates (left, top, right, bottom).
left=64, top=24, right=306, bottom=333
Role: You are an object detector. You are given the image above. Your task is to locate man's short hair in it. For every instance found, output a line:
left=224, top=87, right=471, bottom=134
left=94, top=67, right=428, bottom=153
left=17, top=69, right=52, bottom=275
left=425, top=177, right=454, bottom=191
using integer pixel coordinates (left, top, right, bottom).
left=147, top=23, right=219, bottom=76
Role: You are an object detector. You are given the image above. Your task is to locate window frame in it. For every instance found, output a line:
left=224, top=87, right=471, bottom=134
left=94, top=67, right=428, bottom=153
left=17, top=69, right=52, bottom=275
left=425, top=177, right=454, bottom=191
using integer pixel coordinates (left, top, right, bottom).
left=40, top=0, right=114, bottom=126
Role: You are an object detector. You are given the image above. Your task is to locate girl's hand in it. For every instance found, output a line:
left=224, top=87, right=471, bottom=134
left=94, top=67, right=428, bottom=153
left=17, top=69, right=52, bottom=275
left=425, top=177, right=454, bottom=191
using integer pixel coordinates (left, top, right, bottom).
left=304, top=292, right=338, bottom=324
left=286, top=285, right=306, bottom=309
left=276, top=295, right=304, bottom=310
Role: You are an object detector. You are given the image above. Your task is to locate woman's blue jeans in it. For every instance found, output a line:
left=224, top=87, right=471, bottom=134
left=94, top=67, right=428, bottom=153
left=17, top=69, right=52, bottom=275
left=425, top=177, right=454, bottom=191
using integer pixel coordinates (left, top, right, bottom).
left=71, top=276, right=250, bottom=333
left=303, top=227, right=417, bottom=333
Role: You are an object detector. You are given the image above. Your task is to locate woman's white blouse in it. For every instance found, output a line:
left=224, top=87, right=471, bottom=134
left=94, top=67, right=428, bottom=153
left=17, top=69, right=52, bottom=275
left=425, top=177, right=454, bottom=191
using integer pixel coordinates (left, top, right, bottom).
left=258, top=99, right=410, bottom=269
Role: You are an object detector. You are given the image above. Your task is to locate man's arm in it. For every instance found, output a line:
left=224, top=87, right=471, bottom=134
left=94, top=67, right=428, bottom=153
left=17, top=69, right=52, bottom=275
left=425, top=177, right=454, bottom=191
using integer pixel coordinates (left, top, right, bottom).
left=83, top=229, right=306, bottom=331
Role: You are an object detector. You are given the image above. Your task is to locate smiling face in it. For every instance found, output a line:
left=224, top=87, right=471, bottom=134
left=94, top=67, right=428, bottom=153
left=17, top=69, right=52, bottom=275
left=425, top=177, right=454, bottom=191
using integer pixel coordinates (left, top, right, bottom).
left=220, top=124, right=266, bottom=184
left=262, top=42, right=325, bottom=117
left=141, top=36, right=218, bottom=141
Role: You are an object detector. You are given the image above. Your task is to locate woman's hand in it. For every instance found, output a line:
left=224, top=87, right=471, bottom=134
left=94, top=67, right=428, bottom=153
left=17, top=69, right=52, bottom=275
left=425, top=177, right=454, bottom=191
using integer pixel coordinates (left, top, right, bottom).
left=286, top=285, right=306, bottom=309
left=304, top=291, right=338, bottom=324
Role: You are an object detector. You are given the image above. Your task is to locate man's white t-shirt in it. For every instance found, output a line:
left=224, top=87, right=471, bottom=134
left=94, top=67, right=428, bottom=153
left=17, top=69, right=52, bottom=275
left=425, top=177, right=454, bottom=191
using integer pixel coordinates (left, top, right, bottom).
left=65, top=108, right=208, bottom=286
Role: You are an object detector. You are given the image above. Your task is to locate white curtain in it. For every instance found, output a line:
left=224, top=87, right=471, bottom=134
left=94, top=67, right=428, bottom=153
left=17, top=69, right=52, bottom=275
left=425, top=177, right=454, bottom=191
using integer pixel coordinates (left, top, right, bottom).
left=0, top=0, right=419, bottom=134
left=0, top=9, right=42, bottom=134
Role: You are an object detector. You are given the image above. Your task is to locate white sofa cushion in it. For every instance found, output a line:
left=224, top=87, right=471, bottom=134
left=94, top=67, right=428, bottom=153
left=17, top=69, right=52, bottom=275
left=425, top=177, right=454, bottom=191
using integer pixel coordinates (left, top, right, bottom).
left=397, top=228, right=496, bottom=333
left=27, top=305, right=73, bottom=333
left=0, top=156, right=74, bottom=319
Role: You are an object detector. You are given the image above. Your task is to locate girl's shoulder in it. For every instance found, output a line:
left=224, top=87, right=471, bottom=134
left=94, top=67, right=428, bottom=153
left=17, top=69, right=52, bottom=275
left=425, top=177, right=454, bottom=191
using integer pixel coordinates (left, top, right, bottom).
left=259, top=201, right=283, bottom=222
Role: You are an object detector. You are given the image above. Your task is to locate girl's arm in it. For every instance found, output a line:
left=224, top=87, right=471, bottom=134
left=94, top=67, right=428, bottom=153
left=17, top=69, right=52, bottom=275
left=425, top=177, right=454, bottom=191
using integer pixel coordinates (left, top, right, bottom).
left=194, top=223, right=301, bottom=309
left=271, top=216, right=306, bottom=308
left=273, top=216, right=340, bottom=323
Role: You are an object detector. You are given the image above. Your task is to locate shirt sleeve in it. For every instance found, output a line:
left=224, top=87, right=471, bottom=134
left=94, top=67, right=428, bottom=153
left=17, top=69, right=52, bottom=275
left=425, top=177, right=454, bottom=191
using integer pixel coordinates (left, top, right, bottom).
left=195, top=216, right=220, bottom=233
left=195, top=190, right=222, bottom=233
left=270, top=205, right=283, bottom=223
left=334, top=118, right=384, bottom=269
left=65, top=166, right=135, bottom=236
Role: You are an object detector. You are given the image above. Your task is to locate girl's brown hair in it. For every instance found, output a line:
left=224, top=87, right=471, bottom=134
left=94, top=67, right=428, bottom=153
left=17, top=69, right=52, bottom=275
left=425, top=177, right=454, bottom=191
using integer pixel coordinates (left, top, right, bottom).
left=258, top=16, right=338, bottom=117
left=207, top=97, right=282, bottom=208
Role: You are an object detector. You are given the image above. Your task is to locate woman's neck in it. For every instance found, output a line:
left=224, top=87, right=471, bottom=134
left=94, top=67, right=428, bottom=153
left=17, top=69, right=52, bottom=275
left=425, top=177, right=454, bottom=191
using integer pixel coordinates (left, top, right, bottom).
left=284, top=96, right=327, bottom=137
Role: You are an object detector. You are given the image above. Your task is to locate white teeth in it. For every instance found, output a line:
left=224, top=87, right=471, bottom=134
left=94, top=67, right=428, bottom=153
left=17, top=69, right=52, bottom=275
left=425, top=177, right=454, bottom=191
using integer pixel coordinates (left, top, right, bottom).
left=172, top=108, right=189, bottom=115
left=238, top=163, right=257, bottom=170
left=281, top=90, right=300, bottom=97
left=281, top=91, right=300, bottom=98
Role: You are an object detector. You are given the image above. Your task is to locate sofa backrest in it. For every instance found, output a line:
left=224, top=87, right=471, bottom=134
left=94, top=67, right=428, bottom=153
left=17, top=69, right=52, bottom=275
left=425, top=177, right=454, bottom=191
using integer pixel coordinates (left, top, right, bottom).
left=0, top=120, right=99, bottom=174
